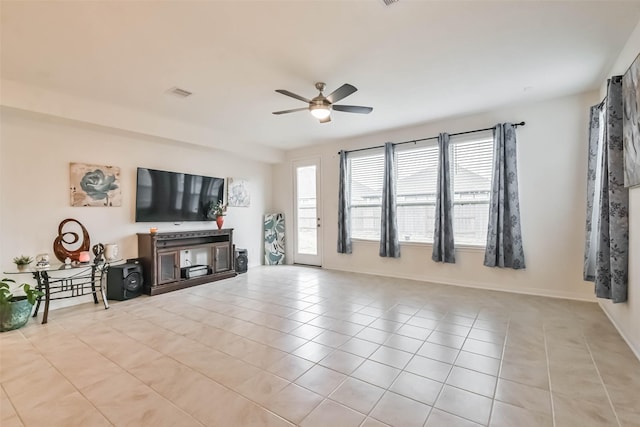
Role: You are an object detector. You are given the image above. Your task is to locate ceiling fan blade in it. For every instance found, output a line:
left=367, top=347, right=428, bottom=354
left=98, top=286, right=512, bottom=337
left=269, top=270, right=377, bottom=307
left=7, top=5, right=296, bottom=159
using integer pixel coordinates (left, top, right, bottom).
left=275, top=89, right=311, bottom=103
left=272, top=107, right=309, bottom=115
left=326, top=84, right=357, bottom=103
left=319, top=115, right=332, bottom=124
left=332, top=105, right=373, bottom=114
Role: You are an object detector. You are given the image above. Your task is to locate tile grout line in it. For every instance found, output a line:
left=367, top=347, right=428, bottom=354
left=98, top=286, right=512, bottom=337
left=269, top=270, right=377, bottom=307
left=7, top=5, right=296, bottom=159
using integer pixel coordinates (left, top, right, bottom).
left=542, top=321, right=557, bottom=427
left=363, top=303, right=439, bottom=427
left=418, top=310, right=491, bottom=427
left=583, top=336, right=622, bottom=427
left=485, top=315, right=509, bottom=427
left=20, top=321, right=127, bottom=426
left=114, top=300, right=311, bottom=426
left=1, top=374, right=31, bottom=427
left=315, top=304, right=462, bottom=426
left=70, top=303, right=297, bottom=425
left=65, top=323, right=208, bottom=427
left=17, top=326, right=120, bottom=426
left=9, top=267, right=635, bottom=427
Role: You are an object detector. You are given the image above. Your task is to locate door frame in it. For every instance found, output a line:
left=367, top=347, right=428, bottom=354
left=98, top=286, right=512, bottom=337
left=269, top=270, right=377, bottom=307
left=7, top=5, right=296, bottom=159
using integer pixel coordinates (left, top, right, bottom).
left=292, top=157, right=322, bottom=266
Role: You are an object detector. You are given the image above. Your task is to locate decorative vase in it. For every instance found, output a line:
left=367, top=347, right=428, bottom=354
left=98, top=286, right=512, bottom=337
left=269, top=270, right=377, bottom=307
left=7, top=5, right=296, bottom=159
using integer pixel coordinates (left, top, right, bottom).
left=0, top=298, right=33, bottom=332
left=216, top=216, right=224, bottom=230
left=16, top=264, right=28, bottom=272
left=104, top=243, right=119, bottom=261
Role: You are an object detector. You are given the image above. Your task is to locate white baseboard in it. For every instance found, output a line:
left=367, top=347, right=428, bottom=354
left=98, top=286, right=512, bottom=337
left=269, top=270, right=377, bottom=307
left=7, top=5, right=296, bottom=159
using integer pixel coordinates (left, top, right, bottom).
left=324, top=265, right=597, bottom=302
left=598, top=302, right=640, bottom=362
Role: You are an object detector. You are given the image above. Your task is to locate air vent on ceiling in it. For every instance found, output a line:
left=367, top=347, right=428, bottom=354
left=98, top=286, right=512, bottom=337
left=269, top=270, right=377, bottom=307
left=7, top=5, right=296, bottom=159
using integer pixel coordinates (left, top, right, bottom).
left=168, top=87, right=192, bottom=97
left=382, top=0, right=399, bottom=5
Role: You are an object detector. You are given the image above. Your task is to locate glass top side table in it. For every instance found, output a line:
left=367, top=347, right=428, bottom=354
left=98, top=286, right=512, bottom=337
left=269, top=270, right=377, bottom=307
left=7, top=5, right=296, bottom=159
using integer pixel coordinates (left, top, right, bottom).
left=4, top=260, right=122, bottom=324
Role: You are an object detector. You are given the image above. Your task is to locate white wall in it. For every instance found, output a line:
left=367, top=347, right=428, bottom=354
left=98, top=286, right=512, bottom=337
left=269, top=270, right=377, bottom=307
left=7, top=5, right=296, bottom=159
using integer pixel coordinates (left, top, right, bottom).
left=274, top=91, right=599, bottom=301
left=1, top=80, right=284, bottom=164
left=597, top=18, right=640, bottom=359
left=0, top=107, right=272, bottom=308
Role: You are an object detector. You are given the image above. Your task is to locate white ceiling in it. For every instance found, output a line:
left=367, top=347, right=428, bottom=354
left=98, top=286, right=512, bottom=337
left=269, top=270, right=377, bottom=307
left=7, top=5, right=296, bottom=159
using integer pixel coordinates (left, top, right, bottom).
left=2, top=1, right=640, bottom=152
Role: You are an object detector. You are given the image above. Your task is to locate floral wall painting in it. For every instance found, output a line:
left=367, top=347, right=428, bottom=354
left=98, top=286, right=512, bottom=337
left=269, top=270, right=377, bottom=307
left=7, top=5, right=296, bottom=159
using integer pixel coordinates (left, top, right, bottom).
left=623, top=52, right=640, bottom=188
left=264, top=213, right=285, bottom=265
left=227, top=178, right=251, bottom=207
left=70, top=163, right=122, bottom=207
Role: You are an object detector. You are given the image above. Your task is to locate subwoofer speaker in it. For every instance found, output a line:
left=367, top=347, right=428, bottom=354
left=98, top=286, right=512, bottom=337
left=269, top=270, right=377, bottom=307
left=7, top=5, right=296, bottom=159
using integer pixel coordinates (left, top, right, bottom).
left=107, top=262, right=144, bottom=300
left=235, top=249, right=248, bottom=274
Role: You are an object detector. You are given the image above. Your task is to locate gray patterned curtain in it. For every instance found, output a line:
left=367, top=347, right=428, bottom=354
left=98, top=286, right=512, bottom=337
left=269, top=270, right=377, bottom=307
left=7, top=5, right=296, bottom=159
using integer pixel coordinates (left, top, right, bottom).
left=585, top=77, right=629, bottom=303
left=380, top=142, right=400, bottom=258
left=484, top=123, right=526, bottom=269
left=432, top=133, right=455, bottom=263
left=337, top=150, right=352, bottom=254
left=584, top=104, right=603, bottom=281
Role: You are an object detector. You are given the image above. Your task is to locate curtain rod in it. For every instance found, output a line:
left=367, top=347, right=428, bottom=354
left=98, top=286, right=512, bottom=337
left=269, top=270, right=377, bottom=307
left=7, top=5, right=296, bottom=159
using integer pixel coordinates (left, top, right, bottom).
left=339, top=121, right=526, bottom=155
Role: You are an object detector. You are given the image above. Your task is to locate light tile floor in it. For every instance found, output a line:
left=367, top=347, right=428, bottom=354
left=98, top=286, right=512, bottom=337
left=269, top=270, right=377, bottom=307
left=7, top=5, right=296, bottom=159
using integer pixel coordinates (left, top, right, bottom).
left=1, top=266, right=640, bottom=427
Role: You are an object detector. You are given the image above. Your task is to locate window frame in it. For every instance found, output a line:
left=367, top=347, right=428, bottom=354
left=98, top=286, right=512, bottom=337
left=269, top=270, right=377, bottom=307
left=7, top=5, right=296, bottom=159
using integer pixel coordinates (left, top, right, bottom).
left=346, top=132, right=494, bottom=248
left=348, top=148, right=385, bottom=241
left=448, top=131, right=494, bottom=247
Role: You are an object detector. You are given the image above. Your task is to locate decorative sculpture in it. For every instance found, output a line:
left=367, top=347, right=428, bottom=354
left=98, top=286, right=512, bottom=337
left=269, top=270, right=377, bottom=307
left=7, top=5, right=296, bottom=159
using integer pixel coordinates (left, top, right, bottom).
left=92, top=243, right=105, bottom=264
left=53, top=218, right=91, bottom=262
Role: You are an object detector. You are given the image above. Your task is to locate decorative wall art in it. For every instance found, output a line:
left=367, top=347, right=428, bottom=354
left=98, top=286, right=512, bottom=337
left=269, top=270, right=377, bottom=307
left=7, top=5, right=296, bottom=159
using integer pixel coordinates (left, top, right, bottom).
left=227, top=178, right=250, bottom=207
left=623, top=52, right=640, bottom=188
left=70, top=163, right=121, bottom=206
left=264, top=213, right=285, bottom=265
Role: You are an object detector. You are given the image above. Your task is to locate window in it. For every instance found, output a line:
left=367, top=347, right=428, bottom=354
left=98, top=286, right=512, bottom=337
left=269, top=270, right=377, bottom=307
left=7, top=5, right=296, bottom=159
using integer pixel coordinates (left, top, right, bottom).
left=348, top=132, right=494, bottom=246
left=396, top=143, right=438, bottom=242
left=349, top=151, right=384, bottom=240
left=450, top=133, right=494, bottom=245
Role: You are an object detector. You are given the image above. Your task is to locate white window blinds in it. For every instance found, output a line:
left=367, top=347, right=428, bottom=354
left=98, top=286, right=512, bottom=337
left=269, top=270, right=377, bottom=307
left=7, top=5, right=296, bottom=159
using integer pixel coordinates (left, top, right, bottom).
left=450, top=133, right=494, bottom=245
left=349, top=151, right=384, bottom=240
left=396, top=143, right=438, bottom=242
left=347, top=132, right=494, bottom=246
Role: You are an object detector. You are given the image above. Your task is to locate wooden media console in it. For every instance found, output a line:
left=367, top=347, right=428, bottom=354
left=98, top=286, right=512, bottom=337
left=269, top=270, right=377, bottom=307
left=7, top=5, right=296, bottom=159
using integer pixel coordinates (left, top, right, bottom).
left=137, top=229, right=236, bottom=295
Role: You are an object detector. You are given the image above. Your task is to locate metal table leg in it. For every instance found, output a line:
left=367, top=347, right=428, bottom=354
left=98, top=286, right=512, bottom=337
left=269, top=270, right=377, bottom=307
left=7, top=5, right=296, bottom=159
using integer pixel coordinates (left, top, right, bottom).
left=100, top=266, right=109, bottom=310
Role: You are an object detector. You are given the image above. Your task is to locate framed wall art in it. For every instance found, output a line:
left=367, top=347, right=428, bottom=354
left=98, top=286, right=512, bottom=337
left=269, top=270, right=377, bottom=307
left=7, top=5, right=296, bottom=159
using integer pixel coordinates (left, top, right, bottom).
left=70, top=162, right=122, bottom=207
left=227, top=178, right=250, bottom=207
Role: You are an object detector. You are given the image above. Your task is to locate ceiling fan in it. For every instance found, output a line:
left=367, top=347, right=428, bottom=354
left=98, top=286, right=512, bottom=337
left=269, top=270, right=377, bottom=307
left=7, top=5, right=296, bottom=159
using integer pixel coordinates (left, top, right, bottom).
left=273, top=82, right=373, bottom=123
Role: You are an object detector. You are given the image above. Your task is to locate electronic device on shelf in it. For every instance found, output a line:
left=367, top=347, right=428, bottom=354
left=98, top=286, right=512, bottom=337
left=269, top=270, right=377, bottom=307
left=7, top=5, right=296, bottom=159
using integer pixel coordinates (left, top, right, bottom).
left=180, top=265, right=210, bottom=279
left=235, top=249, right=248, bottom=274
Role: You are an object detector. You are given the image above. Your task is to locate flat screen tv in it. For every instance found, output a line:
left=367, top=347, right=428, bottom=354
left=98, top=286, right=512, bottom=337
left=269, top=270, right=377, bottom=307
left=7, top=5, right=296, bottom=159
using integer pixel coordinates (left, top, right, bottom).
left=135, top=167, right=225, bottom=222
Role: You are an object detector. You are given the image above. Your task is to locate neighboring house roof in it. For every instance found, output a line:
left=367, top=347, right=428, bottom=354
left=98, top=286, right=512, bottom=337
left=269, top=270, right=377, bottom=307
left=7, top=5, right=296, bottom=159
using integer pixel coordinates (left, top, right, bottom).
left=352, top=165, right=491, bottom=203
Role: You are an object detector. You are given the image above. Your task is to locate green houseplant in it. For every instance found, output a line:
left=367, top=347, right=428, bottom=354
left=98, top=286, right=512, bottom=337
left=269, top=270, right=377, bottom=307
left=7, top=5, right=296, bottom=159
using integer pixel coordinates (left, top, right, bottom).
left=206, top=201, right=228, bottom=229
left=13, top=255, right=34, bottom=271
left=0, top=278, right=43, bottom=332
left=206, top=200, right=226, bottom=218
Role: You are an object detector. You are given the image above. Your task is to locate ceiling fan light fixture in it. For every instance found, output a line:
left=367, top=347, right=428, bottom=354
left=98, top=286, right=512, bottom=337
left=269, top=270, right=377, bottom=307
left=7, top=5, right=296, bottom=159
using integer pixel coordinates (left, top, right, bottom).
left=273, top=82, right=372, bottom=122
left=310, top=105, right=331, bottom=119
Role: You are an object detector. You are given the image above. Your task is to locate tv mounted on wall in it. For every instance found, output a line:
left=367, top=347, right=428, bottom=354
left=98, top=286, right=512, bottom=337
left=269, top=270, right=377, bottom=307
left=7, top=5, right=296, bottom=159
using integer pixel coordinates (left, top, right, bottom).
left=135, top=167, right=225, bottom=222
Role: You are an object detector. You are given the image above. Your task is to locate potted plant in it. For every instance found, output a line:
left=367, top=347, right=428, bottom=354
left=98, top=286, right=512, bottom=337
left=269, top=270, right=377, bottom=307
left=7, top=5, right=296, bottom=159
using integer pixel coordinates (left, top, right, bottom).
left=0, top=278, right=43, bottom=332
left=13, top=255, right=34, bottom=271
left=207, top=200, right=227, bottom=229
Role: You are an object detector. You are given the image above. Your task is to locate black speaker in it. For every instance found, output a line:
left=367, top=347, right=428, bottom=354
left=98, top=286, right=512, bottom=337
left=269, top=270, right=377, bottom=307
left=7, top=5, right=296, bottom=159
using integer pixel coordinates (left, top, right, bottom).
left=107, top=262, right=144, bottom=300
left=235, top=249, right=248, bottom=274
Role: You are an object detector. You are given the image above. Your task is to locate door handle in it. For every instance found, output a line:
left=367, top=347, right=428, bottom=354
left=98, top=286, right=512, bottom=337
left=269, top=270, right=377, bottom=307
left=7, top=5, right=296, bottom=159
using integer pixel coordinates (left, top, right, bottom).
left=317, top=217, right=321, bottom=228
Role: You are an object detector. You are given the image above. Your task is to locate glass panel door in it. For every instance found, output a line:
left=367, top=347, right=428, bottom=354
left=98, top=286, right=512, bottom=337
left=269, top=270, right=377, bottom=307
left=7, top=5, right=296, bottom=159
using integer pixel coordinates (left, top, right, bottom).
left=294, top=158, right=322, bottom=266
left=213, top=244, right=230, bottom=273
left=157, top=251, right=179, bottom=284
